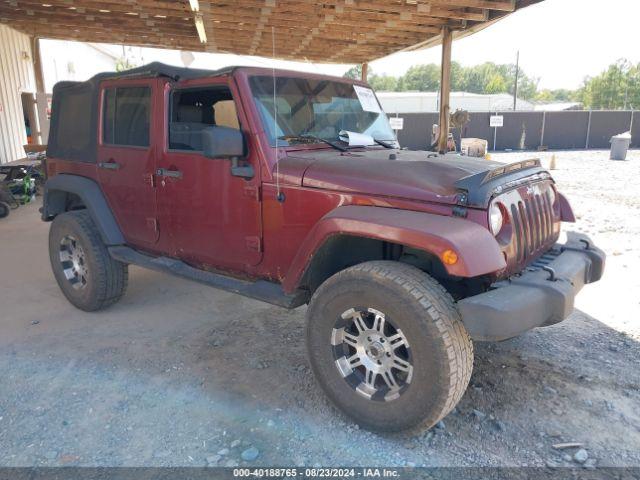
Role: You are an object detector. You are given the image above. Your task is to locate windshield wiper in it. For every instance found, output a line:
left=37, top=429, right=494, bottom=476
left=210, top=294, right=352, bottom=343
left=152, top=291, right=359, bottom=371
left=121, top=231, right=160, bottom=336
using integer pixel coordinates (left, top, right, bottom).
left=374, top=139, right=395, bottom=149
left=278, top=135, right=347, bottom=152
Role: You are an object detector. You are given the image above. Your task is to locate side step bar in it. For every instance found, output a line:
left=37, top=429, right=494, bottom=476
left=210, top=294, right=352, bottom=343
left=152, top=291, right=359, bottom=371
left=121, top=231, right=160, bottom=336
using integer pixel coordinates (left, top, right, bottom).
left=108, top=246, right=307, bottom=309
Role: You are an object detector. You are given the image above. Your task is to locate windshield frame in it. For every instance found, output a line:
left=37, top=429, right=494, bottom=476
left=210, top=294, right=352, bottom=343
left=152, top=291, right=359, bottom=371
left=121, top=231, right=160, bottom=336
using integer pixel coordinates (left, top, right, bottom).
left=247, top=73, right=396, bottom=149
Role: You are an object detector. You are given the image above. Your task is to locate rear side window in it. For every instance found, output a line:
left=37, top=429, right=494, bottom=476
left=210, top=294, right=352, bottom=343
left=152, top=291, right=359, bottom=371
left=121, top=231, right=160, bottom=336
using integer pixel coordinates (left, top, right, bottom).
left=52, top=87, right=92, bottom=155
left=47, top=82, right=97, bottom=162
left=102, top=87, right=151, bottom=147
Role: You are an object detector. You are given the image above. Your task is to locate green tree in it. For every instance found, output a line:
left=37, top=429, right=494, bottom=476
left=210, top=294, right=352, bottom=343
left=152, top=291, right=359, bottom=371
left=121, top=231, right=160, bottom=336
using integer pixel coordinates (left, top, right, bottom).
left=369, top=74, right=399, bottom=91
left=450, top=61, right=467, bottom=91
left=345, top=59, right=640, bottom=109
left=485, top=73, right=508, bottom=94
left=627, top=64, right=640, bottom=109
left=398, top=64, right=441, bottom=91
left=343, top=65, right=363, bottom=80
left=535, top=88, right=578, bottom=103
left=115, top=57, right=137, bottom=72
left=514, top=73, right=539, bottom=100
left=580, top=59, right=640, bottom=110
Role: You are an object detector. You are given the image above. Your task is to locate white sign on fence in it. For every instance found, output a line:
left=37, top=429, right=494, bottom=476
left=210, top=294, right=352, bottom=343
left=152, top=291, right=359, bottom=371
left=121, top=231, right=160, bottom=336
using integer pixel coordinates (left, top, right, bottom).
left=490, top=115, right=504, bottom=128
left=389, top=117, right=404, bottom=130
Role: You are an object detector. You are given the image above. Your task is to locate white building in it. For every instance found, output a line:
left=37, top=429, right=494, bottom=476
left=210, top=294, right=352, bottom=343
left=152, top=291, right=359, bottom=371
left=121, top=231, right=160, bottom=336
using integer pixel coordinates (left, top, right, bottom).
left=40, top=40, right=120, bottom=93
left=0, top=24, right=38, bottom=165
left=0, top=30, right=126, bottom=165
left=377, top=91, right=535, bottom=114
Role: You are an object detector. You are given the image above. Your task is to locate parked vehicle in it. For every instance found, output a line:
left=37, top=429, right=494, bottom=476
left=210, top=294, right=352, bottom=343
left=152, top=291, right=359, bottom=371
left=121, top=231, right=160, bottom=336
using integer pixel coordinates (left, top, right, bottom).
left=41, top=63, right=605, bottom=432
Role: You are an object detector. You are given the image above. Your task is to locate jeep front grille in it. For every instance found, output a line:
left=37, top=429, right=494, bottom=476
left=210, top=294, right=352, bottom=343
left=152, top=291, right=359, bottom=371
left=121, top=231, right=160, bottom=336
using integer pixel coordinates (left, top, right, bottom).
left=508, top=189, right=555, bottom=263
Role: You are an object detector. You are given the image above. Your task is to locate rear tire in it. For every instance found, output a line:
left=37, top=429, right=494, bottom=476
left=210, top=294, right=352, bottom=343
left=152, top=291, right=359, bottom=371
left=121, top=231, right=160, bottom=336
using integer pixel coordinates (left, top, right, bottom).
left=306, top=261, right=473, bottom=432
left=49, top=210, right=128, bottom=311
left=0, top=202, right=10, bottom=219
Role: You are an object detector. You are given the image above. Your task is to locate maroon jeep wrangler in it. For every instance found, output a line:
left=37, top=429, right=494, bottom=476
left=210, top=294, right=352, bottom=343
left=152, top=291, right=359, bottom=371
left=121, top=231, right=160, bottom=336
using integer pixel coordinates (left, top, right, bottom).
left=42, top=62, right=605, bottom=432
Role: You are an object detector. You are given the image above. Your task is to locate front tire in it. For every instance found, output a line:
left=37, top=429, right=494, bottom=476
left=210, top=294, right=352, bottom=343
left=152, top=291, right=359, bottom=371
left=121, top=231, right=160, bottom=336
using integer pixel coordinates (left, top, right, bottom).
left=306, top=261, right=473, bottom=432
left=49, top=210, right=128, bottom=312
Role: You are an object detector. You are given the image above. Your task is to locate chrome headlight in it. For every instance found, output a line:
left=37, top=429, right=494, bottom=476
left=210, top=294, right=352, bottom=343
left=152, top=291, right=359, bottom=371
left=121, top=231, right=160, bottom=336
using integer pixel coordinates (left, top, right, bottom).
left=489, top=202, right=504, bottom=236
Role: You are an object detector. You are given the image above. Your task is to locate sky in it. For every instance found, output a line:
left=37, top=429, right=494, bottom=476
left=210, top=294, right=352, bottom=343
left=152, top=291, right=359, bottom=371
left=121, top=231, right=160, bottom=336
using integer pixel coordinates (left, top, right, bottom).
left=46, top=0, right=640, bottom=92
left=368, top=0, right=640, bottom=90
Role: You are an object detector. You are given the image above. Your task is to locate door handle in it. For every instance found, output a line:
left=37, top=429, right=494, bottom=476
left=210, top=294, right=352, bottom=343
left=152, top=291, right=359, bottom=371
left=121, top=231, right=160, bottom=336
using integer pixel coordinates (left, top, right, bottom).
left=99, top=160, right=120, bottom=170
left=156, top=168, right=183, bottom=179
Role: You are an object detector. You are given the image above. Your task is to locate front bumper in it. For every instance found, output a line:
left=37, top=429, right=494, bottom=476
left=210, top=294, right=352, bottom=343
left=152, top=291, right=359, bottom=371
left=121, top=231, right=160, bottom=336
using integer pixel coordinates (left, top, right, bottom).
left=458, top=232, right=605, bottom=341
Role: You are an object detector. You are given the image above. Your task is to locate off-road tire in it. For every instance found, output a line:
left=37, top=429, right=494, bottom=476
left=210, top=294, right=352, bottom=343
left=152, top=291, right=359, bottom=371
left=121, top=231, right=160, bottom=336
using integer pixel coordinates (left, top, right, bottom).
left=49, top=210, right=128, bottom=311
left=306, top=260, right=473, bottom=432
left=0, top=202, right=10, bottom=219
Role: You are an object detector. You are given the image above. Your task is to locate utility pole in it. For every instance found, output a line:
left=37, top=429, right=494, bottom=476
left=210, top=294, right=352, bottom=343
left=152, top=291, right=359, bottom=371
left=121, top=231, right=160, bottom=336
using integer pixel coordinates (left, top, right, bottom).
left=513, top=50, right=519, bottom=111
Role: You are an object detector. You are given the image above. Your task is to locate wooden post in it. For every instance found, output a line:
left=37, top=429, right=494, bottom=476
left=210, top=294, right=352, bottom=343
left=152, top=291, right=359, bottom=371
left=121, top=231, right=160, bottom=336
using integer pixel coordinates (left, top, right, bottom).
left=30, top=36, right=49, bottom=144
left=437, top=26, right=452, bottom=154
left=361, top=62, right=368, bottom=82
left=31, top=37, right=45, bottom=94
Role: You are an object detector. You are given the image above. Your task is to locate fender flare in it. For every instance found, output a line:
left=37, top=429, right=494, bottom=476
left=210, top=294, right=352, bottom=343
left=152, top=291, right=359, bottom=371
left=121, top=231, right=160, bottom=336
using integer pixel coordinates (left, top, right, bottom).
left=282, top=205, right=506, bottom=293
left=558, top=192, right=576, bottom=223
left=42, top=174, right=125, bottom=245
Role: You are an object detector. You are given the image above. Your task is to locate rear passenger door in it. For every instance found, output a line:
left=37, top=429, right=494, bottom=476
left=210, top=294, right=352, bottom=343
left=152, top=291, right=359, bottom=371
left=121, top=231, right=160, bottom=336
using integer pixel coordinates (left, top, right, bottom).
left=97, top=79, right=160, bottom=247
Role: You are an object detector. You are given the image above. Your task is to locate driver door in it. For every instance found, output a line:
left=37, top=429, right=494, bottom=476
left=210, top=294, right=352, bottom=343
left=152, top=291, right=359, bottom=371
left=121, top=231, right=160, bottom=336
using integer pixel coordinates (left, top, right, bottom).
left=156, top=80, right=262, bottom=271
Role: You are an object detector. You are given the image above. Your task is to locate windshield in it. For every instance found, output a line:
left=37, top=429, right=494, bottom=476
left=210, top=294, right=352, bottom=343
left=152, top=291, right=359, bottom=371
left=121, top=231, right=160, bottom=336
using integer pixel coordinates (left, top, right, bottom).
left=249, top=76, right=395, bottom=147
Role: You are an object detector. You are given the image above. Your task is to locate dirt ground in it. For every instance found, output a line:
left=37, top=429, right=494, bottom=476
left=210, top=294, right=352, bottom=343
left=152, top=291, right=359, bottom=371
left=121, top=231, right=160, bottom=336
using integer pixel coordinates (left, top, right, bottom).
left=0, top=150, right=639, bottom=468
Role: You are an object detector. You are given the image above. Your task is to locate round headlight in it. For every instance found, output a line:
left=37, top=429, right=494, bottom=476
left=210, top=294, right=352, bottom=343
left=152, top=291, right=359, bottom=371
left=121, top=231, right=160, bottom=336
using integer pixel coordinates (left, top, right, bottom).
left=489, top=202, right=504, bottom=236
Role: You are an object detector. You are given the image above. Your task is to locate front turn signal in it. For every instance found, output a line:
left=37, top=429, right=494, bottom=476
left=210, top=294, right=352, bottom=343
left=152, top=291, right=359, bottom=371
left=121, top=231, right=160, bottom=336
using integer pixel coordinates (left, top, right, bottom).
left=441, top=249, right=458, bottom=265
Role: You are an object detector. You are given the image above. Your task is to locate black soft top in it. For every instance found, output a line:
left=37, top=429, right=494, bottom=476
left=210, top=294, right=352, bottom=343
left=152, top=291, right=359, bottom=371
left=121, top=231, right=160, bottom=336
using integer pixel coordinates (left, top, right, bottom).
left=85, top=61, right=235, bottom=83
left=47, top=62, right=236, bottom=163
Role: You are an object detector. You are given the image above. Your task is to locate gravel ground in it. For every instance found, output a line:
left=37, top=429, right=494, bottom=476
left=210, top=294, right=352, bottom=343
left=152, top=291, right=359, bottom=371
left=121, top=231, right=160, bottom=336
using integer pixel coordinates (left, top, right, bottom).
left=0, top=150, right=638, bottom=468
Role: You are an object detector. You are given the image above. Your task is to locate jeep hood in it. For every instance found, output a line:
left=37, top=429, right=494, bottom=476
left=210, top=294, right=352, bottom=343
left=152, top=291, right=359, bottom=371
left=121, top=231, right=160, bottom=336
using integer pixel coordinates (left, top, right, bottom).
left=280, top=149, right=508, bottom=206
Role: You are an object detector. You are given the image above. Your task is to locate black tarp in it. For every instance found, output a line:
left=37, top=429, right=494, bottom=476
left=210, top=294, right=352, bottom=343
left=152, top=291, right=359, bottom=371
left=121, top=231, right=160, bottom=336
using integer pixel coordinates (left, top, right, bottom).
left=47, top=62, right=234, bottom=163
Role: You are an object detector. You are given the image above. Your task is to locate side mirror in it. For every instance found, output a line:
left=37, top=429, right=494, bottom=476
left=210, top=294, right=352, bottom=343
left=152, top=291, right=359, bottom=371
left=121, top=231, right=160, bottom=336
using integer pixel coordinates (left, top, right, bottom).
left=202, top=126, right=245, bottom=159
left=202, top=126, right=254, bottom=179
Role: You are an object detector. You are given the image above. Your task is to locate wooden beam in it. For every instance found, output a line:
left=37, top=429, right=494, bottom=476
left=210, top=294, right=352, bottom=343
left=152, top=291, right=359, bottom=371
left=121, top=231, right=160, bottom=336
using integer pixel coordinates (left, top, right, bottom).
left=0, top=0, right=538, bottom=64
left=428, top=0, right=516, bottom=12
left=437, top=26, right=452, bottom=154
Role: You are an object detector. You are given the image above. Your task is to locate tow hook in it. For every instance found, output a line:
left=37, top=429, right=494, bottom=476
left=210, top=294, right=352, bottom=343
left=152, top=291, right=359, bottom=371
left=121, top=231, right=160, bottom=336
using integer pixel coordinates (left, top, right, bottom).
left=542, top=266, right=557, bottom=282
left=561, top=237, right=591, bottom=254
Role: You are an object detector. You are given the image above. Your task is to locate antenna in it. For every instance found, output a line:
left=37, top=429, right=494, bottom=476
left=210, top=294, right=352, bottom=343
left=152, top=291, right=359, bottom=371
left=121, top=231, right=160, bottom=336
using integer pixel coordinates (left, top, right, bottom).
left=272, top=26, right=284, bottom=203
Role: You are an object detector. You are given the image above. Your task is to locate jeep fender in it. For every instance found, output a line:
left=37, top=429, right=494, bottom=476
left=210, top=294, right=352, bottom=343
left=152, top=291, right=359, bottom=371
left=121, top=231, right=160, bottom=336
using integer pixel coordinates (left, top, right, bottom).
left=558, top=192, right=576, bottom=223
left=42, top=174, right=125, bottom=245
left=282, top=205, right=506, bottom=293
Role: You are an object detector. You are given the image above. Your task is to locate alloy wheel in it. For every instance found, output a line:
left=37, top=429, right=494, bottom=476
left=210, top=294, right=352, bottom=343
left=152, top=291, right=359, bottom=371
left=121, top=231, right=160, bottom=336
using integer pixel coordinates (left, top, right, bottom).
left=331, top=307, right=413, bottom=402
left=59, top=235, right=88, bottom=290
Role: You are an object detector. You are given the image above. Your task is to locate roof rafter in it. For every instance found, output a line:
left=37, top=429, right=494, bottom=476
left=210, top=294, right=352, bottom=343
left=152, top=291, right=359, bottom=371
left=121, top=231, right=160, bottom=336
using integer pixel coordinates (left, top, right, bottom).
left=0, top=0, right=543, bottom=63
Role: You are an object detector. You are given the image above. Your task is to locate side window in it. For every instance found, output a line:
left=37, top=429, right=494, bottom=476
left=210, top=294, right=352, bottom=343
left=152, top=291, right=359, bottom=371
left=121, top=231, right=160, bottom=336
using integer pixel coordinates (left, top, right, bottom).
left=169, top=86, right=240, bottom=151
left=54, top=86, right=92, bottom=154
left=103, top=86, right=151, bottom=147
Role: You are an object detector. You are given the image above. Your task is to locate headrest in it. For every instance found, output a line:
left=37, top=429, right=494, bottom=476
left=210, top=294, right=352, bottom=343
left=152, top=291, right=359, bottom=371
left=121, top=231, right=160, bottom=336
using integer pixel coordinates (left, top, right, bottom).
left=214, top=100, right=239, bottom=129
left=178, top=105, right=202, bottom=123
